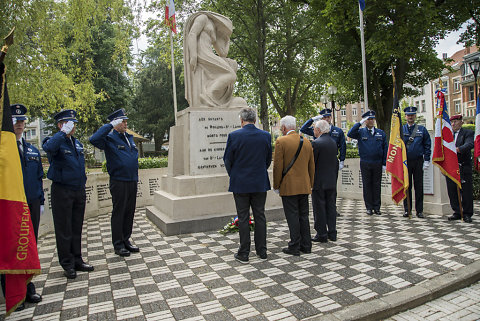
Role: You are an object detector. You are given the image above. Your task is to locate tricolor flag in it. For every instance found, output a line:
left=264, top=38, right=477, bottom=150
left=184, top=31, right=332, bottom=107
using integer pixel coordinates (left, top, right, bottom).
left=165, top=0, right=176, bottom=34
left=0, top=61, right=41, bottom=316
left=432, top=89, right=461, bottom=187
left=386, top=74, right=408, bottom=204
left=474, top=94, right=480, bottom=172
left=359, top=0, right=365, bottom=11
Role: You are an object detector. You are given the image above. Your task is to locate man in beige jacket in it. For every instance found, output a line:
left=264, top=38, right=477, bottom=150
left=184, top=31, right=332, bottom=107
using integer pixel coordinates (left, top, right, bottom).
left=273, top=115, right=315, bottom=256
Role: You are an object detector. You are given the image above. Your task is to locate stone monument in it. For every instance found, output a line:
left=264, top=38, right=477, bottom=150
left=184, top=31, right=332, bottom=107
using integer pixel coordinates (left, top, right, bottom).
left=147, top=12, right=283, bottom=235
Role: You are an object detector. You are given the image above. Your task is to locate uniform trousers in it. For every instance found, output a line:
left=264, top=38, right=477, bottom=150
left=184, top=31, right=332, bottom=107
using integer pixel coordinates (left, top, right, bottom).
left=360, top=161, right=382, bottom=211
left=233, top=192, right=267, bottom=258
left=403, top=158, right=424, bottom=213
left=51, top=183, right=86, bottom=270
left=110, top=179, right=137, bottom=250
left=281, top=194, right=311, bottom=251
left=1, top=200, right=41, bottom=296
left=312, top=188, right=337, bottom=239
left=446, top=166, right=473, bottom=218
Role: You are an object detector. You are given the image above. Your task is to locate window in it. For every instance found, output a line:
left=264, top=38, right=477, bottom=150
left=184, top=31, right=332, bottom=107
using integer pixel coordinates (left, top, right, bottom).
left=454, top=100, right=461, bottom=113
left=453, top=79, right=460, bottom=92
left=415, top=101, right=420, bottom=109
left=421, top=87, right=425, bottom=95
left=341, top=121, right=346, bottom=129
left=469, top=86, right=475, bottom=101
left=421, top=100, right=426, bottom=112
left=352, top=108, right=357, bottom=116
left=341, top=109, right=346, bottom=117
left=43, top=129, right=50, bottom=135
left=30, top=129, right=36, bottom=138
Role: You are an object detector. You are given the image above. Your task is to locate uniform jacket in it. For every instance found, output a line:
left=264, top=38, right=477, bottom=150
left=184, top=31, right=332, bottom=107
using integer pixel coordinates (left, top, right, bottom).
left=454, top=127, right=474, bottom=172
left=18, top=138, right=44, bottom=204
left=223, top=124, right=272, bottom=193
left=347, top=122, right=387, bottom=165
left=42, top=132, right=87, bottom=189
left=300, top=119, right=346, bottom=161
left=89, top=124, right=139, bottom=182
left=311, top=133, right=338, bottom=191
left=273, top=131, right=315, bottom=196
left=402, top=124, right=431, bottom=161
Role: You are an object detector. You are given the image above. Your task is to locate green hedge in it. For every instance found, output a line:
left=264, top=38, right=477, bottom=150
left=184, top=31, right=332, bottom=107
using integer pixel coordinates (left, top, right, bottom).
left=102, top=157, right=168, bottom=173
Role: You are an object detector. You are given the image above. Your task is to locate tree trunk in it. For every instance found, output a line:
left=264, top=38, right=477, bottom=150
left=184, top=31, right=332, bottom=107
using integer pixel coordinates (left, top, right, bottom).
left=256, top=0, right=269, bottom=131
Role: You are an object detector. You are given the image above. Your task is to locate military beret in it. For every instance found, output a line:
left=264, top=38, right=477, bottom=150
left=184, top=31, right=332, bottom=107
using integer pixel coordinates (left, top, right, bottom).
left=450, top=114, right=463, bottom=121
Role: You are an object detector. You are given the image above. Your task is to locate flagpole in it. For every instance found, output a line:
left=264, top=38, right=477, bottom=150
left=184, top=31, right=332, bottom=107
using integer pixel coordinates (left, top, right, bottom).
left=457, top=186, right=464, bottom=221
left=169, top=28, right=178, bottom=125
left=359, top=2, right=368, bottom=111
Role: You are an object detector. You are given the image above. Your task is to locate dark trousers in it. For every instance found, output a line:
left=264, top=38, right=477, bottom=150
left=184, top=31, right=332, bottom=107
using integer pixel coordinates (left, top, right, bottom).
left=233, top=192, right=267, bottom=258
left=281, top=194, right=311, bottom=251
left=403, top=158, right=424, bottom=213
left=1, top=200, right=41, bottom=296
left=360, top=161, right=382, bottom=211
left=446, top=167, right=473, bottom=218
left=312, top=188, right=337, bottom=239
left=110, top=179, right=137, bottom=249
left=51, top=183, right=86, bottom=270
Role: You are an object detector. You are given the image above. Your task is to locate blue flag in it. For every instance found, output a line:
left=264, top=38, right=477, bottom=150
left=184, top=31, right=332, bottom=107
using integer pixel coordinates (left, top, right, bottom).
left=359, top=0, right=365, bottom=11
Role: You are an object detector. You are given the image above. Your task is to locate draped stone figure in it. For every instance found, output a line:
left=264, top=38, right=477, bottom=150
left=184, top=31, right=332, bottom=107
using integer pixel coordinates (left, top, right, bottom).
left=184, top=11, right=247, bottom=108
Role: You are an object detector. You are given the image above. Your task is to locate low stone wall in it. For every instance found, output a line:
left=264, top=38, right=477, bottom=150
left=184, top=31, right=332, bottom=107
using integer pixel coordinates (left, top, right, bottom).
left=337, top=158, right=451, bottom=215
left=38, top=168, right=167, bottom=237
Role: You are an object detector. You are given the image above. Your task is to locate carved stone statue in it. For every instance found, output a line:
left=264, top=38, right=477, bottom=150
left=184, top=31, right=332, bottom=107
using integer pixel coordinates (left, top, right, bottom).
left=184, top=11, right=247, bottom=108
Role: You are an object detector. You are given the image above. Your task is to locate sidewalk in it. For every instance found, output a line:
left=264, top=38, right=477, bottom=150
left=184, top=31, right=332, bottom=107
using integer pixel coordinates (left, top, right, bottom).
left=1, top=199, right=479, bottom=320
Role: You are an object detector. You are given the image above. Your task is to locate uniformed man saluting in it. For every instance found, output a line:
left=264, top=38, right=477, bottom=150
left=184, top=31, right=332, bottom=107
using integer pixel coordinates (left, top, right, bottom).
left=42, top=110, right=94, bottom=279
left=90, top=109, right=139, bottom=257
left=402, top=106, right=431, bottom=218
left=1, top=104, right=43, bottom=310
left=347, top=110, right=387, bottom=215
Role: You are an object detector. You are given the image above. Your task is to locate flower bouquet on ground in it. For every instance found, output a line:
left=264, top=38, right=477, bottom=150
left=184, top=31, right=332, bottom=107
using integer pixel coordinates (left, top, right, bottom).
left=219, top=215, right=255, bottom=235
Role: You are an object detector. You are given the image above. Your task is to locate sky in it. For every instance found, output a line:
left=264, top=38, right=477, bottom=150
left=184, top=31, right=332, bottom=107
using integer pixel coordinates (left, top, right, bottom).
left=434, top=24, right=468, bottom=59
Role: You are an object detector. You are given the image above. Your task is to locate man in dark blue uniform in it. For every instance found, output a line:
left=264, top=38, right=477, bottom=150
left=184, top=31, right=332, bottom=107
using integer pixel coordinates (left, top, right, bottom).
left=90, top=109, right=139, bottom=257
left=347, top=111, right=387, bottom=215
left=402, top=106, right=431, bottom=218
left=43, top=110, right=93, bottom=279
left=1, top=104, right=43, bottom=310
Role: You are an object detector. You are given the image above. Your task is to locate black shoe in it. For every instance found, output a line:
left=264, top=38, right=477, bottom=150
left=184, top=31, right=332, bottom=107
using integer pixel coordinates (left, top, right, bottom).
left=25, top=292, right=42, bottom=303
left=64, top=269, right=77, bottom=279
left=256, top=253, right=267, bottom=261
left=328, top=235, right=337, bottom=242
left=282, top=248, right=300, bottom=256
left=416, top=212, right=425, bottom=218
left=403, top=212, right=410, bottom=217
left=300, top=248, right=311, bottom=254
left=366, top=209, right=373, bottom=215
left=75, top=262, right=94, bottom=272
left=234, top=253, right=249, bottom=264
left=312, top=235, right=328, bottom=243
left=374, top=210, right=381, bottom=215
left=15, top=303, right=25, bottom=311
left=464, top=216, right=472, bottom=223
left=115, top=248, right=131, bottom=257
left=125, top=241, right=140, bottom=253
left=448, top=215, right=461, bottom=221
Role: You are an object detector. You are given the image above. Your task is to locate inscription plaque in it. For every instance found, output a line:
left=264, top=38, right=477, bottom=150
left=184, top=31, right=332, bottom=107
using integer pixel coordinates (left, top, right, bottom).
left=97, top=183, right=111, bottom=202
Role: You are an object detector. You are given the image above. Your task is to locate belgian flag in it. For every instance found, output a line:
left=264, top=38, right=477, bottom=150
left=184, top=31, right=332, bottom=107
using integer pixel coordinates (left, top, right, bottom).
left=0, top=62, right=41, bottom=316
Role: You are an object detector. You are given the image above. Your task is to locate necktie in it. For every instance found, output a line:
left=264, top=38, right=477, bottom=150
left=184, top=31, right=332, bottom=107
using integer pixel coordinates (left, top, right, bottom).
left=123, top=133, right=131, bottom=147
left=17, top=140, right=23, bottom=154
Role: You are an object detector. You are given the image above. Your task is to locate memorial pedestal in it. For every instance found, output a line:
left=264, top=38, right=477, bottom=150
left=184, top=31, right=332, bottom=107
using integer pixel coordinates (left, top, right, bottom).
left=146, top=107, right=283, bottom=235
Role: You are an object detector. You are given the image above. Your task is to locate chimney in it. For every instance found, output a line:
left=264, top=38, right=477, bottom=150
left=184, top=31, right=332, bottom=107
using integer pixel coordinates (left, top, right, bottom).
left=442, top=53, right=448, bottom=60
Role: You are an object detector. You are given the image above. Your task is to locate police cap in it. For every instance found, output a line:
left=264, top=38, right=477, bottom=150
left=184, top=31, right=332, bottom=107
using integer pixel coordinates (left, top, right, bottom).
left=54, top=109, right=78, bottom=123
left=319, top=109, right=332, bottom=117
left=362, top=110, right=375, bottom=119
left=107, top=108, right=128, bottom=122
left=10, top=104, right=27, bottom=121
left=403, top=106, right=417, bottom=115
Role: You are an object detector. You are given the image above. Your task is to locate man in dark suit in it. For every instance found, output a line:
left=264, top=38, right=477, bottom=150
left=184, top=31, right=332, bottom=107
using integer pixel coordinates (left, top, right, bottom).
left=446, top=114, right=474, bottom=223
left=223, top=108, right=272, bottom=263
left=311, top=120, right=338, bottom=243
left=273, top=116, right=315, bottom=256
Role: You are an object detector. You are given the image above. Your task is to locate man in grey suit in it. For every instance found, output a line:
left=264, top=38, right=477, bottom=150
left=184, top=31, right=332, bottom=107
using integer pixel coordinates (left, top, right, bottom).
left=311, top=120, right=338, bottom=243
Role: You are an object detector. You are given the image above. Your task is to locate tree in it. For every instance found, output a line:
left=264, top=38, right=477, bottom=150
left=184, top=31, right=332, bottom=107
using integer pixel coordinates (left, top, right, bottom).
left=308, top=0, right=469, bottom=131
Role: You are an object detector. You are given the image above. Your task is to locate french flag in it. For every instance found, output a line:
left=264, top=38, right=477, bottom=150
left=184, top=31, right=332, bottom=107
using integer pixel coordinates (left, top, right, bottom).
left=474, top=95, right=480, bottom=172
left=432, top=89, right=461, bottom=187
left=165, top=0, right=176, bottom=34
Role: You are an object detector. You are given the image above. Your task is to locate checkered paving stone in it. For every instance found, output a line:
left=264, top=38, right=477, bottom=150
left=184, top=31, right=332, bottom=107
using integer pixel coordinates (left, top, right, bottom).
left=1, top=199, right=479, bottom=320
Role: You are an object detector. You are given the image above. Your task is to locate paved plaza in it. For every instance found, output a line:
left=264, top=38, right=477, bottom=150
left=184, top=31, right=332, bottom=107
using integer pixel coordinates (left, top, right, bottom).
left=1, top=199, right=479, bottom=320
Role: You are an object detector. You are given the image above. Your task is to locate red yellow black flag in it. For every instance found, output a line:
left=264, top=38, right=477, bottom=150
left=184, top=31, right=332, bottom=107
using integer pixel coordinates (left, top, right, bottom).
left=0, top=61, right=41, bottom=316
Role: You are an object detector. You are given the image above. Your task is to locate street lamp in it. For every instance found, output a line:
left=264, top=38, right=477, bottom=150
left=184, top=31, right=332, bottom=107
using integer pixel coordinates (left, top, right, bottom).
left=469, top=58, right=480, bottom=103
left=320, top=95, right=328, bottom=109
left=327, top=85, right=340, bottom=126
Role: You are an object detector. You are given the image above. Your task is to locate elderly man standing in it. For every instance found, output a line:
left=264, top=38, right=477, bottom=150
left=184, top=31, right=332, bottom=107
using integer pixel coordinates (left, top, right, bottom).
left=273, top=116, right=315, bottom=256
left=90, top=109, right=140, bottom=256
left=311, top=120, right=338, bottom=243
left=446, top=114, right=474, bottom=223
left=223, top=108, right=272, bottom=264
left=347, top=111, right=387, bottom=215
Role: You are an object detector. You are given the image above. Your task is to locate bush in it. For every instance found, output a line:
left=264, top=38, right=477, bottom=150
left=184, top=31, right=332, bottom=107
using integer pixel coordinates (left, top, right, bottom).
left=144, top=150, right=168, bottom=157
left=102, top=157, right=168, bottom=173
left=346, top=148, right=359, bottom=158
left=462, top=124, right=475, bottom=131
